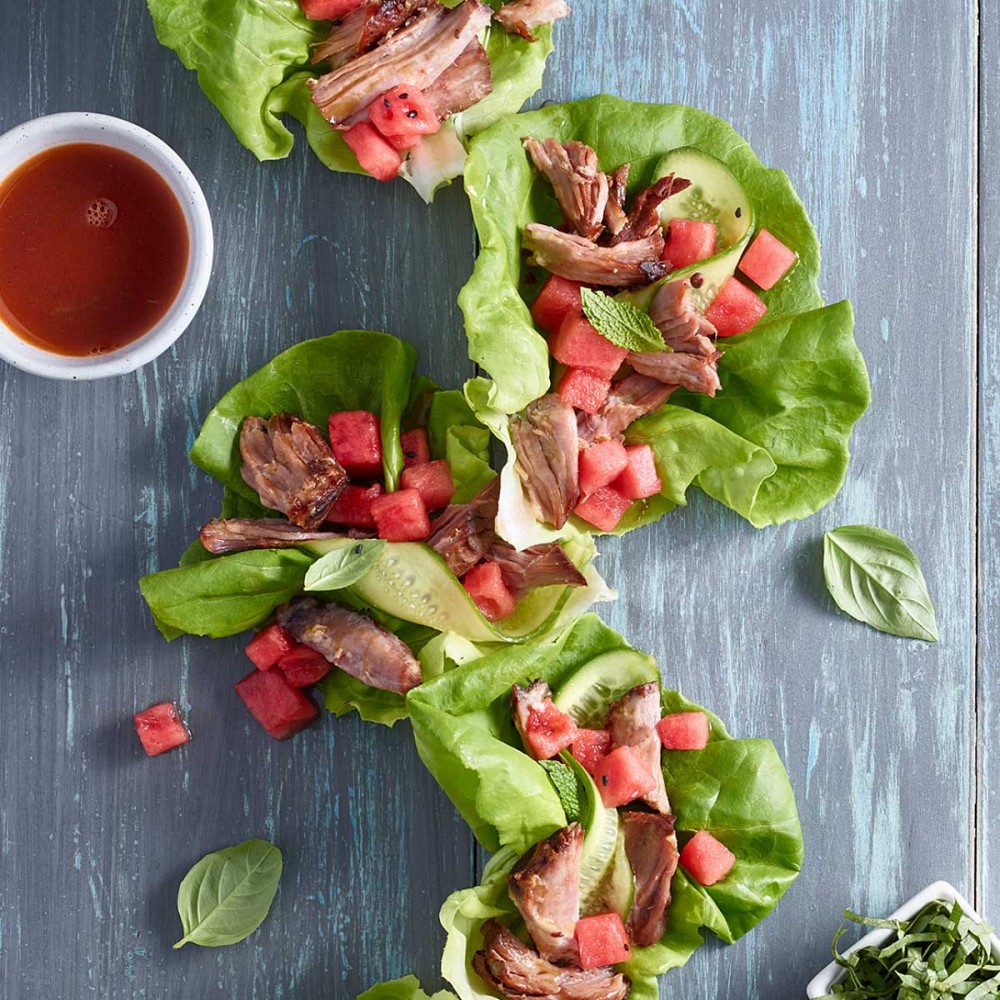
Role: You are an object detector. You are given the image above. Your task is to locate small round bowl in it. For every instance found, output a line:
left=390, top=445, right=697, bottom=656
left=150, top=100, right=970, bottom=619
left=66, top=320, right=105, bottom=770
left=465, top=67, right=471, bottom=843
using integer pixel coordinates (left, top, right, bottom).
left=0, top=113, right=213, bottom=380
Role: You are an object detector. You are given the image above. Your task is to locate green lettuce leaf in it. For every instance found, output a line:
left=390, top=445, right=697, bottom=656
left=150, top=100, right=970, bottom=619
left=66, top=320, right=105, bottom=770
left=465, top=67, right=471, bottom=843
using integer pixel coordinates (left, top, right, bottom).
left=459, top=95, right=870, bottom=528
left=357, top=975, right=455, bottom=1000
left=428, top=390, right=496, bottom=503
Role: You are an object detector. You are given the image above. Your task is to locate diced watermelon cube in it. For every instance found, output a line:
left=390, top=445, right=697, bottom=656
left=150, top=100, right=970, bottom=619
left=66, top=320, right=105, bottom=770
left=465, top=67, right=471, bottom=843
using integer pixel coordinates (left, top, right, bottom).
left=369, top=85, right=441, bottom=138
left=571, top=728, right=612, bottom=776
left=612, top=444, right=662, bottom=500
left=531, top=275, right=583, bottom=333
left=556, top=367, right=611, bottom=415
left=573, top=487, right=633, bottom=532
left=521, top=697, right=578, bottom=760
left=662, top=219, right=718, bottom=269
left=679, top=831, right=736, bottom=886
left=245, top=623, right=296, bottom=671
left=704, top=277, right=767, bottom=338
left=738, top=229, right=798, bottom=290
left=400, top=459, right=455, bottom=511
left=574, top=912, right=632, bottom=970
left=370, top=488, right=431, bottom=541
left=593, top=744, right=657, bottom=808
left=328, top=410, right=383, bottom=479
left=462, top=560, right=518, bottom=622
left=385, top=132, right=423, bottom=152
left=234, top=669, right=320, bottom=741
left=657, top=711, right=710, bottom=750
left=134, top=701, right=190, bottom=757
left=401, top=428, right=431, bottom=467
left=325, top=483, right=382, bottom=528
left=578, top=440, right=629, bottom=496
left=300, top=0, right=362, bottom=19
left=549, top=312, right=628, bottom=380
left=342, top=122, right=403, bottom=182
left=276, top=644, right=333, bottom=687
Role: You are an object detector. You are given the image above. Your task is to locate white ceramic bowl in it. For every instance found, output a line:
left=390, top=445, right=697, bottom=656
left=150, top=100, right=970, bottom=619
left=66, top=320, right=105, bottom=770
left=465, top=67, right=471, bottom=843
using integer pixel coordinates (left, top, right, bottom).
left=0, top=112, right=213, bottom=380
left=806, top=880, right=1000, bottom=997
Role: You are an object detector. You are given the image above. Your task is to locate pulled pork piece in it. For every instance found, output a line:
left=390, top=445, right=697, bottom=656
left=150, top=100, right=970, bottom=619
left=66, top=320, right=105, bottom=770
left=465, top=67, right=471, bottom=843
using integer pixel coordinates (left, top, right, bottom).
left=278, top=596, right=421, bottom=694
left=312, top=0, right=432, bottom=69
left=523, top=224, right=667, bottom=288
left=427, top=479, right=500, bottom=577
left=509, top=825, right=583, bottom=964
left=424, top=40, right=493, bottom=118
left=604, top=163, right=630, bottom=236
left=473, top=920, right=631, bottom=1000
left=578, top=374, right=675, bottom=445
left=511, top=679, right=551, bottom=753
left=648, top=279, right=719, bottom=357
left=626, top=350, right=722, bottom=396
left=200, top=518, right=344, bottom=554
left=240, top=414, right=348, bottom=530
left=494, top=0, right=571, bottom=42
left=490, top=542, right=587, bottom=598
left=523, top=139, right=608, bottom=241
left=622, top=811, right=679, bottom=948
left=511, top=394, right=580, bottom=529
left=607, top=683, right=670, bottom=815
left=606, top=173, right=691, bottom=246
left=309, top=1, right=492, bottom=125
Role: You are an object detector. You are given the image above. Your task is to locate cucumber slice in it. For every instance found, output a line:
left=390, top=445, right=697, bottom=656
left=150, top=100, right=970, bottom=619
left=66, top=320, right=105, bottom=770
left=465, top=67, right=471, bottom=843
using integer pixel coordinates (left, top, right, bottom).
left=552, top=650, right=659, bottom=728
left=567, top=756, right=623, bottom=915
left=588, top=829, right=635, bottom=920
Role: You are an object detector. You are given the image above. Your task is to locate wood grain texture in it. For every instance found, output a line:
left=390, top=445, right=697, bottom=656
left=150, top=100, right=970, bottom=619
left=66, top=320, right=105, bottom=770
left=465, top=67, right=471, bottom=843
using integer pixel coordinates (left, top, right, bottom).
left=0, top=1, right=984, bottom=998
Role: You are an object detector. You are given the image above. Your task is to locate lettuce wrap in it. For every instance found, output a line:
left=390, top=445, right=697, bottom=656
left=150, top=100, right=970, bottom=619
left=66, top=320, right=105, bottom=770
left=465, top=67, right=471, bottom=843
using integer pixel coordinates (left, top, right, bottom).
left=405, top=614, right=803, bottom=996
left=459, top=95, right=871, bottom=544
left=146, top=0, right=558, bottom=201
left=139, top=332, right=611, bottom=724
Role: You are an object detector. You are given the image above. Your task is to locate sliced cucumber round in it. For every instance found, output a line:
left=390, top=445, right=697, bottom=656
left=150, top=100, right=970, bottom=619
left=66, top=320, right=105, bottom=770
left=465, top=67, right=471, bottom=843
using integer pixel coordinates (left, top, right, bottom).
left=588, top=829, right=635, bottom=920
left=552, top=650, right=659, bottom=728
left=567, top=756, right=623, bottom=915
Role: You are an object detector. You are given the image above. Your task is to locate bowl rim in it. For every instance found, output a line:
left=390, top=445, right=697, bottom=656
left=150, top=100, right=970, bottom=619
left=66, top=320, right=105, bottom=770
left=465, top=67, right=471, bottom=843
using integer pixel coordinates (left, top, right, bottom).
left=0, top=111, right=213, bottom=381
left=805, top=880, right=1000, bottom=997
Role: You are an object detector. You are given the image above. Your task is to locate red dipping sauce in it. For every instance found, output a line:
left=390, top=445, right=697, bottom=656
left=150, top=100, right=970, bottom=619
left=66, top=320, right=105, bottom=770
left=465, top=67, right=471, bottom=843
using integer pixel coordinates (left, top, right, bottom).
left=0, top=143, right=190, bottom=356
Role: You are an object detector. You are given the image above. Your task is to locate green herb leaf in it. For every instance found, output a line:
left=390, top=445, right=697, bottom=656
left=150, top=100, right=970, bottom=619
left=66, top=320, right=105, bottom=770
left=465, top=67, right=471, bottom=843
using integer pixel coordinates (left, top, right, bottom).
left=580, top=287, right=665, bottom=353
left=304, top=540, right=386, bottom=592
left=823, top=525, right=938, bottom=641
left=538, top=759, right=582, bottom=823
left=174, top=839, right=282, bottom=949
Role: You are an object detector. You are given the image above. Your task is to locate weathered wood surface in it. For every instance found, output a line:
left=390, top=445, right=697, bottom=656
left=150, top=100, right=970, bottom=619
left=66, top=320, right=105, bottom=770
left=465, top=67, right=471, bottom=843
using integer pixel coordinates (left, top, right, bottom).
left=0, top=1, right=983, bottom=998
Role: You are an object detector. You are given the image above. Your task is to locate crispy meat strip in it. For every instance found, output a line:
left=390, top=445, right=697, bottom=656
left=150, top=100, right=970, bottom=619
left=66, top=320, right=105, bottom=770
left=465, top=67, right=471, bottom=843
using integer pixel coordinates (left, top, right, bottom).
left=523, top=138, right=608, bottom=241
left=622, top=811, right=679, bottom=948
left=308, top=1, right=491, bottom=125
left=605, top=173, right=691, bottom=246
left=473, top=919, right=631, bottom=1000
left=424, top=39, right=493, bottom=119
left=494, top=0, right=571, bottom=42
left=200, top=518, right=344, bottom=554
left=522, top=223, right=667, bottom=288
left=607, top=682, right=670, bottom=815
left=239, top=414, right=348, bottom=530
left=508, top=825, right=583, bottom=964
left=278, top=596, right=421, bottom=694
left=312, top=0, right=432, bottom=69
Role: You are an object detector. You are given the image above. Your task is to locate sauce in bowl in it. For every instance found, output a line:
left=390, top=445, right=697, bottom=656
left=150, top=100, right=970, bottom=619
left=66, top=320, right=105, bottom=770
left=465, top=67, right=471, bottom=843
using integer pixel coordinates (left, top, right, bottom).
left=0, top=143, right=190, bottom=357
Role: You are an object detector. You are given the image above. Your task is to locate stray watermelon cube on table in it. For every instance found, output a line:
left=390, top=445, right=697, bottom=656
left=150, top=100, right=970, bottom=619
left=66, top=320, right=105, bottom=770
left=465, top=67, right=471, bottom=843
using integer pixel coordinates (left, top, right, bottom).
left=531, top=275, right=583, bottom=333
left=574, top=486, right=633, bottom=532
left=462, top=560, right=517, bottom=622
left=328, top=410, right=383, bottom=478
left=593, top=744, right=656, bottom=807
left=657, top=711, right=710, bottom=750
left=662, top=219, right=717, bottom=269
left=325, top=483, right=382, bottom=529
left=704, top=276, right=767, bottom=337
left=400, top=459, right=455, bottom=511
left=400, top=427, right=431, bottom=467
left=276, top=645, right=333, bottom=687
left=557, top=367, right=611, bottom=414
left=579, top=440, right=630, bottom=496
left=738, top=229, right=797, bottom=290
left=574, top=912, right=631, bottom=970
left=549, top=313, right=628, bottom=380
left=342, top=122, right=403, bottom=182
left=612, top=444, right=662, bottom=500
left=245, top=622, right=296, bottom=671
left=680, top=830, right=736, bottom=886
left=370, top=488, right=432, bottom=541
left=134, top=701, right=190, bottom=757
left=571, top=727, right=613, bottom=776
left=234, top=669, right=320, bottom=740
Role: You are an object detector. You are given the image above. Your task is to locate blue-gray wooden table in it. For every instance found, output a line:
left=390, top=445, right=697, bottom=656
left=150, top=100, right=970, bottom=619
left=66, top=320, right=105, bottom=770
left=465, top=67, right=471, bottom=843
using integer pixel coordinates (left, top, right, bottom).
left=0, top=2, right=987, bottom=997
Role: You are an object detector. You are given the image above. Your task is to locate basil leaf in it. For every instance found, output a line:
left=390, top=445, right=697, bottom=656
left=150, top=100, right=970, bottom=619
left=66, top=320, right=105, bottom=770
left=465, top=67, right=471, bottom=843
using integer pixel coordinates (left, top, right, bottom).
left=174, top=839, right=282, bottom=949
left=538, top=759, right=582, bottom=823
left=580, top=287, right=665, bottom=353
left=823, top=525, right=938, bottom=641
left=304, top=540, right=386, bottom=592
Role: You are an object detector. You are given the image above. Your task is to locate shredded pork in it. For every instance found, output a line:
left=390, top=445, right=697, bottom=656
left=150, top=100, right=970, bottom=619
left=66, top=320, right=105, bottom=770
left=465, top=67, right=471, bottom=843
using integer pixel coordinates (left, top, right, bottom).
left=607, top=683, right=671, bottom=815
left=622, top=811, right=679, bottom=948
left=494, top=0, right=571, bottom=42
left=524, top=139, right=609, bottom=241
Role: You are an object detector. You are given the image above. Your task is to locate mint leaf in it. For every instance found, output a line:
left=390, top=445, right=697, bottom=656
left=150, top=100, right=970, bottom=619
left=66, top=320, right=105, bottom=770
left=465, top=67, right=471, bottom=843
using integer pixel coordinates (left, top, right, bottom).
left=304, top=539, right=386, bottom=592
left=580, top=287, right=665, bottom=353
left=538, top=760, right=582, bottom=823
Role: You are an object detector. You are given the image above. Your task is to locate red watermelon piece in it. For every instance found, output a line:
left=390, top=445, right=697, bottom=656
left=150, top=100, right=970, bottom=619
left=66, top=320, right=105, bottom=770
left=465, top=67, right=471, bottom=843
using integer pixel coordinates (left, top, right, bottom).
left=462, top=560, right=517, bottom=621
left=369, top=85, right=441, bottom=138
left=575, top=912, right=632, bottom=970
left=521, top=697, right=578, bottom=760
left=662, top=219, right=717, bottom=269
left=571, top=728, right=612, bottom=776
left=134, top=702, right=190, bottom=757
left=556, top=367, right=611, bottom=415
left=549, top=312, right=628, bottom=380
left=300, top=0, right=362, bottom=19
left=578, top=440, right=629, bottom=496
left=738, top=229, right=797, bottom=290
left=326, top=483, right=382, bottom=529
left=370, top=488, right=431, bottom=541
left=400, top=459, right=455, bottom=511
left=574, top=487, right=632, bottom=532
left=276, top=645, right=333, bottom=687
left=234, top=669, right=319, bottom=740
left=593, top=744, right=656, bottom=808
left=245, top=623, right=296, bottom=671
left=704, top=277, right=767, bottom=337
left=612, top=445, right=662, bottom=500
left=342, top=122, right=403, bottom=182
left=401, top=428, right=431, bottom=467
left=328, top=410, right=383, bottom=479
left=531, top=275, right=583, bottom=333
left=680, top=831, right=736, bottom=886
left=657, top=711, right=710, bottom=750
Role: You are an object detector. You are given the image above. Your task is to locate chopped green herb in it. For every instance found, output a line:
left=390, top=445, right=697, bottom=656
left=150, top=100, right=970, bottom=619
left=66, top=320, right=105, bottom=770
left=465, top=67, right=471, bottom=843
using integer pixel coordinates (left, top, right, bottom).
left=538, top=759, right=582, bottom=823
left=821, top=899, right=1000, bottom=998
left=580, top=287, right=665, bottom=353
